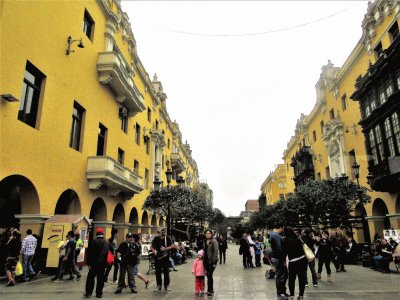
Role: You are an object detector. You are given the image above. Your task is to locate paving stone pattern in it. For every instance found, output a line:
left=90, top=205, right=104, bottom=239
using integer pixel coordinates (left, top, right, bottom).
left=0, top=244, right=399, bottom=299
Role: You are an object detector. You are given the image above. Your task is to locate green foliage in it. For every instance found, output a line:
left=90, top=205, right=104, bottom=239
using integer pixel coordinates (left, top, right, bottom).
left=249, top=178, right=371, bottom=230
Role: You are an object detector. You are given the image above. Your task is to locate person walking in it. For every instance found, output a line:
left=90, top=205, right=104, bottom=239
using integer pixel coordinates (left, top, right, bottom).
left=151, top=227, right=176, bottom=292
left=218, top=235, right=228, bottom=264
left=239, top=232, right=252, bottom=268
left=5, top=229, right=21, bottom=286
left=301, top=229, right=318, bottom=287
left=115, top=232, right=140, bottom=294
left=74, top=233, right=84, bottom=271
left=63, top=231, right=81, bottom=280
left=316, top=231, right=333, bottom=282
left=52, top=234, right=69, bottom=281
left=192, top=249, right=206, bottom=296
left=103, top=229, right=119, bottom=283
left=132, top=234, right=150, bottom=288
left=84, top=228, right=108, bottom=298
left=282, top=226, right=307, bottom=300
left=203, top=229, right=219, bottom=296
left=270, top=224, right=289, bottom=300
left=20, top=229, right=37, bottom=282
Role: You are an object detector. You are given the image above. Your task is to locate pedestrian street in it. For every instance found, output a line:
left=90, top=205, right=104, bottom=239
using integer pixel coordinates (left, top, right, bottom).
left=1, top=244, right=399, bottom=300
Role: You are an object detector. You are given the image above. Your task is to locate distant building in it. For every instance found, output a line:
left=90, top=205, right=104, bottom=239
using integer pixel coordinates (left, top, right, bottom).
left=245, top=200, right=259, bottom=212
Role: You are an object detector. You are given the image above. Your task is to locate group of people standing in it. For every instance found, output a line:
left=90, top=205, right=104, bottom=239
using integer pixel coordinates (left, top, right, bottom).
left=239, top=232, right=264, bottom=268
left=268, top=225, right=353, bottom=300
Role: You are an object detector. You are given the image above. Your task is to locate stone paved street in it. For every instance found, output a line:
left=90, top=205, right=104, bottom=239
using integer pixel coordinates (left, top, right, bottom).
left=1, top=244, right=399, bottom=300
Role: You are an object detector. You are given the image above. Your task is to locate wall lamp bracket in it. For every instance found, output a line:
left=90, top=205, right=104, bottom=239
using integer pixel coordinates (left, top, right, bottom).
left=66, top=36, right=84, bottom=55
left=1, top=94, right=19, bottom=102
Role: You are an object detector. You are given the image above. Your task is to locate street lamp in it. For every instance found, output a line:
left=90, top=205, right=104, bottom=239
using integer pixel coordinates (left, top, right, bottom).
left=153, top=169, right=185, bottom=237
left=351, top=162, right=371, bottom=244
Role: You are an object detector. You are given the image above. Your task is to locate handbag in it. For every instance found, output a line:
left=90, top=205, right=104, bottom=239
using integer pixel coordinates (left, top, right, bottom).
left=15, top=260, right=23, bottom=276
left=300, top=237, right=315, bottom=262
left=106, top=241, right=114, bottom=266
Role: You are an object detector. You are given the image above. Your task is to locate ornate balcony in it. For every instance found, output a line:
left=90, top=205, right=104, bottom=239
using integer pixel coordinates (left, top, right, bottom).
left=97, top=51, right=145, bottom=115
left=86, top=156, right=143, bottom=198
left=368, top=156, right=400, bottom=192
left=170, top=152, right=186, bottom=174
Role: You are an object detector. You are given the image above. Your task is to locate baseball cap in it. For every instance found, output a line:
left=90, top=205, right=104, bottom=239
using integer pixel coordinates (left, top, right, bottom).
left=96, top=228, right=104, bottom=235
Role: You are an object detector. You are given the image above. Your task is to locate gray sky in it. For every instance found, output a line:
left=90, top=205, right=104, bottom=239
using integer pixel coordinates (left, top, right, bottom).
left=121, top=0, right=369, bottom=216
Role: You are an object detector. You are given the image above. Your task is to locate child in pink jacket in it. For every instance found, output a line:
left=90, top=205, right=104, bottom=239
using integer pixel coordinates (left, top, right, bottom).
left=192, top=249, right=206, bottom=295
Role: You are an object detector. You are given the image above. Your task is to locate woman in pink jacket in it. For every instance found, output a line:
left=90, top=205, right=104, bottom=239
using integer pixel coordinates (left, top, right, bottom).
left=192, top=249, right=206, bottom=295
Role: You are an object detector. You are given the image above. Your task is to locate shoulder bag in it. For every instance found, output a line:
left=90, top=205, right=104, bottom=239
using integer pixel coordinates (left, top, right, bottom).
left=299, top=237, right=315, bottom=262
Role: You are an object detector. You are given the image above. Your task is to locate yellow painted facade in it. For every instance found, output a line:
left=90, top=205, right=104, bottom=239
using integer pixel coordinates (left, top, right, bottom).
left=0, top=0, right=203, bottom=243
left=261, top=164, right=288, bottom=206
left=265, top=0, right=400, bottom=241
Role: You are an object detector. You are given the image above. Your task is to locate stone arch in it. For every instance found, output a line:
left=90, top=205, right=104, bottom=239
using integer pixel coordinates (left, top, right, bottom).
left=112, top=203, right=125, bottom=223
left=151, top=214, right=157, bottom=233
left=129, top=208, right=139, bottom=224
left=89, top=198, right=107, bottom=221
left=54, top=189, right=81, bottom=215
left=354, top=203, right=370, bottom=243
left=141, top=211, right=149, bottom=225
left=0, top=175, right=40, bottom=227
left=372, top=198, right=391, bottom=237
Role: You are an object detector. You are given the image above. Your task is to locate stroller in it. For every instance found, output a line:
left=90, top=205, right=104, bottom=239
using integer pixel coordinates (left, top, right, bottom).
left=263, top=247, right=276, bottom=279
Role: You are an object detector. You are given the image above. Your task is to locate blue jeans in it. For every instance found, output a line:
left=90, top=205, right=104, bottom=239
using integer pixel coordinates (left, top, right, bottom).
left=271, top=258, right=288, bottom=295
left=22, top=254, right=35, bottom=280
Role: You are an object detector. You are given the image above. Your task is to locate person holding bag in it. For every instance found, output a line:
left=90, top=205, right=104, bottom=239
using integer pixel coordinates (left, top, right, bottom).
left=5, top=230, right=21, bottom=287
left=282, top=226, right=307, bottom=300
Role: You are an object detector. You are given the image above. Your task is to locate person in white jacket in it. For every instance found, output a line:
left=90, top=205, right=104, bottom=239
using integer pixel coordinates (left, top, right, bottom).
left=247, top=233, right=256, bottom=268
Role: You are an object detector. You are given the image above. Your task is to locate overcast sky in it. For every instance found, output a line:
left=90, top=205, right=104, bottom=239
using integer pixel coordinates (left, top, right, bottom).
left=121, top=1, right=370, bottom=216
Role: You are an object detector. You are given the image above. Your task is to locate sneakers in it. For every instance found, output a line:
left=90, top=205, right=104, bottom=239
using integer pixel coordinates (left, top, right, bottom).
left=154, top=286, right=162, bottom=292
left=173, top=269, right=178, bottom=271
left=207, top=291, right=214, bottom=296
left=53, top=279, right=63, bottom=283
left=277, top=293, right=288, bottom=300
left=114, top=290, right=122, bottom=294
left=340, top=269, right=347, bottom=272
left=313, top=283, right=318, bottom=287
left=165, top=286, right=172, bottom=291
left=131, top=289, right=138, bottom=293
left=305, top=284, right=308, bottom=287
left=317, top=273, right=321, bottom=279
left=76, top=274, right=82, bottom=281
left=83, top=293, right=92, bottom=298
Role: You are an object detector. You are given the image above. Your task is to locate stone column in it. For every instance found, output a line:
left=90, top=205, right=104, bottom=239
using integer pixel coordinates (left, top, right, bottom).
left=114, top=222, right=131, bottom=242
left=15, top=214, right=51, bottom=238
left=91, top=220, right=115, bottom=240
left=387, top=213, right=400, bottom=229
left=366, top=216, right=386, bottom=240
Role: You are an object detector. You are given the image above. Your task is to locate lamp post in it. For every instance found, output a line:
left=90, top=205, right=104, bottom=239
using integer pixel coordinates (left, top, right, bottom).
left=351, top=162, right=371, bottom=244
left=153, top=169, right=185, bottom=237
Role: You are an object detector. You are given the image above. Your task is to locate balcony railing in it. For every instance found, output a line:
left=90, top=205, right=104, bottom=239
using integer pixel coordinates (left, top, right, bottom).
left=97, top=51, right=145, bottom=115
left=86, top=156, right=143, bottom=197
left=170, top=152, right=186, bottom=174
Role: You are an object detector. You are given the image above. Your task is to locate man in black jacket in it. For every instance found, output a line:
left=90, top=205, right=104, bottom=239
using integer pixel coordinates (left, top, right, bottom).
left=239, top=232, right=252, bottom=268
left=115, top=232, right=141, bottom=294
left=84, top=228, right=108, bottom=298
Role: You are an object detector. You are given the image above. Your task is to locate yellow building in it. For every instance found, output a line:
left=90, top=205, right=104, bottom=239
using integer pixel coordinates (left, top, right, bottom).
left=260, top=164, right=288, bottom=206
left=266, top=0, right=400, bottom=242
left=0, top=0, right=203, bottom=246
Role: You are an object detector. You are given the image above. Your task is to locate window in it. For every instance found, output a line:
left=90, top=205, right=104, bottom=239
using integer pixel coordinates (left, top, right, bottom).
left=147, top=107, right=151, bottom=123
left=325, top=166, right=330, bottom=179
left=369, top=129, right=378, bottom=165
left=82, top=9, right=94, bottom=40
left=384, top=118, right=395, bottom=157
left=312, top=130, right=317, bottom=142
left=374, top=41, right=383, bottom=58
left=18, top=61, right=45, bottom=128
left=320, top=120, right=324, bottom=134
left=330, top=109, right=335, bottom=120
left=97, top=123, right=107, bottom=156
left=162, top=155, right=165, bottom=170
left=69, top=101, right=85, bottom=151
left=118, top=148, right=124, bottom=164
left=119, top=107, right=128, bottom=133
left=168, top=138, right=170, bottom=149
left=145, top=138, right=150, bottom=155
left=391, top=112, right=400, bottom=154
left=135, top=123, right=141, bottom=145
left=365, top=106, right=371, bottom=117
left=397, top=74, right=400, bottom=89
left=155, top=120, right=159, bottom=129
left=144, top=169, right=149, bottom=189
left=389, top=21, right=399, bottom=42
left=133, top=160, right=139, bottom=175
left=349, top=150, right=356, bottom=180
left=386, top=84, right=393, bottom=97
left=371, top=99, right=377, bottom=111
left=341, top=94, right=347, bottom=111
left=375, top=125, right=385, bottom=161
left=379, top=90, right=386, bottom=105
